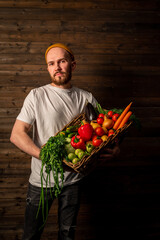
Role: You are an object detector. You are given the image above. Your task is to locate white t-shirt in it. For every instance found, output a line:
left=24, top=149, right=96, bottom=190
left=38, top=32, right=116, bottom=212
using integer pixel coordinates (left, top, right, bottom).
left=17, top=84, right=97, bottom=188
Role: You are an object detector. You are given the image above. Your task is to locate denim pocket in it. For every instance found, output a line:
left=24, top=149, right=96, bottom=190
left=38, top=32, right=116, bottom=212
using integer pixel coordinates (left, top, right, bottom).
left=26, top=183, right=55, bottom=207
left=26, top=184, right=42, bottom=207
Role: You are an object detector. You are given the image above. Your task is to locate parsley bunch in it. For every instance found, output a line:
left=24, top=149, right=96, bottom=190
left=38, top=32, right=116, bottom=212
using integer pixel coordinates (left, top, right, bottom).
left=36, top=134, right=68, bottom=225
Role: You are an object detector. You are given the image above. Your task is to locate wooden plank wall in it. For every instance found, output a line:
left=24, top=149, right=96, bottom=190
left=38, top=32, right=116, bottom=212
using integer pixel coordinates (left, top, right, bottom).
left=0, top=0, right=160, bottom=239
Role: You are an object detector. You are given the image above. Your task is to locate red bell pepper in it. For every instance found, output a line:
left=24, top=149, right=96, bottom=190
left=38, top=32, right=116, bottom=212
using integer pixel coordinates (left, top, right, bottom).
left=71, top=135, right=86, bottom=151
left=78, top=123, right=93, bottom=141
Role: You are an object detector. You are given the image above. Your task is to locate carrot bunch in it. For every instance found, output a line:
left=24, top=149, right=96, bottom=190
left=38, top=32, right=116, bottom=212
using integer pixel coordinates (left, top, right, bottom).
left=113, top=102, right=133, bottom=130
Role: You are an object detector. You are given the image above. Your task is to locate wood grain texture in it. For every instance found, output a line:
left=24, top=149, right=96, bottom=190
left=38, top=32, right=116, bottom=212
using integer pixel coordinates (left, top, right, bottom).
left=0, top=0, right=160, bottom=239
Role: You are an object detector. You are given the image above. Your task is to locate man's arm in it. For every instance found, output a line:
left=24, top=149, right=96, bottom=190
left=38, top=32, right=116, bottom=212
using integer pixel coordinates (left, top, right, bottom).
left=10, top=119, right=41, bottom=159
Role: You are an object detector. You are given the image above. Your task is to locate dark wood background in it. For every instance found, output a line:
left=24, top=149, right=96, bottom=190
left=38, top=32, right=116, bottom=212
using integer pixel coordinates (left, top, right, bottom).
left=0, top=1, right=160, bottom=239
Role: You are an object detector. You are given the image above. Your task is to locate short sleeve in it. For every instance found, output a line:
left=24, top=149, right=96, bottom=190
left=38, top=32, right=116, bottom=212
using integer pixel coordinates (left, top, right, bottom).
left=17, top=89, right=35, bottom=125
left=90, top=94, right=98, bottom=108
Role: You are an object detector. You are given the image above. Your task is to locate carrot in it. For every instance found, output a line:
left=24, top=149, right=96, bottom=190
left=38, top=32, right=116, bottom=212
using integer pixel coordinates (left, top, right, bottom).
left=117, top=111, right=132, bottom=129
left=113, top=102, right=132, bottom=130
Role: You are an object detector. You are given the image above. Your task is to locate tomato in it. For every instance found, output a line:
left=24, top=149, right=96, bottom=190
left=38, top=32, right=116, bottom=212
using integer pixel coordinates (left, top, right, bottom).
left=108, top=129, right=115, bottom=137
left=108, top=132, right=114, bottom=137
left=112, top=113, right=120, bottom=122
left=97, top=117, right=104, bottom=125
left=92, top=135, right=103, bottom=147
left=107, top=110, right=114, bottom=118
left=95, top=127, right=105, bottom=137
left=98, top=113, right=104, bottom=118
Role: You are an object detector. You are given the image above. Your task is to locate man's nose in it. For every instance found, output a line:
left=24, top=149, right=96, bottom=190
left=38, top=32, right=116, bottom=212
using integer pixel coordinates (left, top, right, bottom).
left=55, top=62, right=61, bottom=71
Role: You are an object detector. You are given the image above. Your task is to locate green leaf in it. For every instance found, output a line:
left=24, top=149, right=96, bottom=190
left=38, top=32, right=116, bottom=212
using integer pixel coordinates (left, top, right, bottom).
left=37, top=133, right=68, bottom=225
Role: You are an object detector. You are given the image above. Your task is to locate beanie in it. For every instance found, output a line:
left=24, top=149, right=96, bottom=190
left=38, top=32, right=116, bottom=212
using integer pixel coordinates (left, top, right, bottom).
left=45, top=43, right=75, bottom=62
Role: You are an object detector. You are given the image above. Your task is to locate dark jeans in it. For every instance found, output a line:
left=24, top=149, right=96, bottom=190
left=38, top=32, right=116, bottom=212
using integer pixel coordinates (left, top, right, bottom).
left=22, top=183, right=81, bottom=240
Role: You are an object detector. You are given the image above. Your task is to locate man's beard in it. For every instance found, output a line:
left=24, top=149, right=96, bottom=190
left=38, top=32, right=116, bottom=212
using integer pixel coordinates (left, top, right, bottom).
left=50, top=70, right=72, bottom=86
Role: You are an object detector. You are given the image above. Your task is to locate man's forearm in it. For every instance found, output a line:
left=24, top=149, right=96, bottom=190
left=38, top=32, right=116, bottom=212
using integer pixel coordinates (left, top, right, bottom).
left=10, top=131, right=41, bottom=159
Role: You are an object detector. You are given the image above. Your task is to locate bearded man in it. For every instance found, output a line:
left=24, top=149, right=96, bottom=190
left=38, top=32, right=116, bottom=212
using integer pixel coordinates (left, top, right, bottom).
left=10, top=43, right=119, bottom=240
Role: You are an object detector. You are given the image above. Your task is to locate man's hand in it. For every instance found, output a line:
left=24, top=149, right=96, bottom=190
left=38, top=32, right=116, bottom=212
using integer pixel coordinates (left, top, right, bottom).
left=99, top=139, right=120, bottom=161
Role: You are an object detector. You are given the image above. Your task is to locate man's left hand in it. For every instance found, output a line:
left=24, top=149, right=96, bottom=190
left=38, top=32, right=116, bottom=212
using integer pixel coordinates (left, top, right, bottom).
left=99, top=139, right=120, bottom=161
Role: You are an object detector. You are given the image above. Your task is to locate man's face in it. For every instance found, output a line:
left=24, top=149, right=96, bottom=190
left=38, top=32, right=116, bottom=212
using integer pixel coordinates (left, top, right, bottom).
left=46, top=47, right=76, bottom=87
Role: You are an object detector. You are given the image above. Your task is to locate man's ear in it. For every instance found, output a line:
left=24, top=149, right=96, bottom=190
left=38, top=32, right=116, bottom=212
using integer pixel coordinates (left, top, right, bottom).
left=71, top=61, right=76, bottom=71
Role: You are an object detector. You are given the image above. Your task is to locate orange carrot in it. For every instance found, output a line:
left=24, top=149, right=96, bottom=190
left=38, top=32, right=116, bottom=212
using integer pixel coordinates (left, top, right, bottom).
left=117, top=111, right=132, bottom=129
left=113, top=102, right=132, bottom=130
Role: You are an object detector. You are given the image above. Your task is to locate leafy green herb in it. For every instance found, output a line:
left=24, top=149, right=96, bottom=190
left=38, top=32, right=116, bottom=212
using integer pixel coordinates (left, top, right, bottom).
left=96, top=102, right=106, bottom=114
left=130, top=113, right=142, bottom=131
left=96, top=102, right=124, bottom=115
left=36, top=133, right=68, bottom=225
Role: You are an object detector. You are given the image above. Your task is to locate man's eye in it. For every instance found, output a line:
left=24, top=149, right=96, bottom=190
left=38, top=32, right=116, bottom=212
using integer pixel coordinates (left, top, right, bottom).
left=60, top=60, right=66, bottom=63
left=48, top=63, right=53, bottom=66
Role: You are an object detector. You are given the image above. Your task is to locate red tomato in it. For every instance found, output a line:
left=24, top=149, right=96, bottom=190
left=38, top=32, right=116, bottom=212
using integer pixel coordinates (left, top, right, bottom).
left=108, top=129, right=115, bottom=137
left=112, top=113, right=120, bottom=122
left=98, top=113, right=104, bottom=118
left=97, top=117, right=104, bottom=125
left=107, top=110, right=114, bottom=118
left=92, top=135, right=103, bottom=147
left=95, top=127, right=105, bottom=136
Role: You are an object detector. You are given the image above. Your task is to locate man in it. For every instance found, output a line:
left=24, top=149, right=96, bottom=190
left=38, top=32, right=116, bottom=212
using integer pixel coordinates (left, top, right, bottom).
left=10, top=43, right=119, bottom=240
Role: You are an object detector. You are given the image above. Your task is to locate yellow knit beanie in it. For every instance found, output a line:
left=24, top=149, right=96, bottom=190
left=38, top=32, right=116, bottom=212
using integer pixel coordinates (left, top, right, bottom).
left=45, top=43, right=75, bottom=63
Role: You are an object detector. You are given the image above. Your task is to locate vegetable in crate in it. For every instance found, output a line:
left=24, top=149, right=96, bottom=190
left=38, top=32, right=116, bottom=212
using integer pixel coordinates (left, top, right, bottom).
left=71, top=135, right=86, bottom=151
left=86, top=141, right=95, bottom=153
left=112, top=113, right=120, bottom=122
left=37, top=134, right=68, bottom=224
left=77, top=150, right=85, bottom=159
left=92, top=135, right=103, bottom=147
left=97, top=116, right=104, bottom=125
left=102, top=118, right=114, bottom=129
left=68, top=153, right=77, bottom=161
left=101, top=135, right=108, bottom=142
left=65, top=142, right=75, bottom=154
left=113, top=102, right=132, bottom=130
left=85, top=102, right=97, bottom=121
left=117, top=111, right=132, bottom=130
left=78, top=123, right=93, bottom=141
left=90, top=121, right=101, bottom=130
left=66, top=125, right=79, bottom=134
left=95, top=127, right=105, bottom=137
